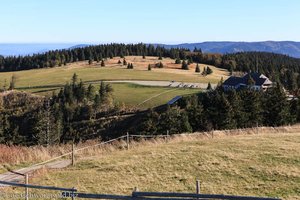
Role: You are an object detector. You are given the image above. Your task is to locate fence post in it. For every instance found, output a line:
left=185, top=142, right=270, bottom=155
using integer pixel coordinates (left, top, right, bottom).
left=166, top=130, right=169, bottom=142
left=196, top=180, right=200, bottom=194
left=71, top=187, right=76, bottom=200
left=72, top=143, right=75, bottom=166
left=126, top=132, right=129, bottom=150
left=25, top=174, right=29, bottom=200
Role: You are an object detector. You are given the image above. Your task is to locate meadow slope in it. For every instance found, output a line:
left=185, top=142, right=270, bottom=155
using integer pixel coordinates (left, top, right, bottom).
left=0, top=56, right=226, bottom=108
left=2, top=130, right=299, bottom=200
left=0, top=56, right=228, bottom=89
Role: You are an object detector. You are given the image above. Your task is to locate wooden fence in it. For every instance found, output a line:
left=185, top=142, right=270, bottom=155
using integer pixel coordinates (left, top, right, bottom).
left=0, top=180, right=281, bottom=200
left=0, top=131, right=285, bottom=200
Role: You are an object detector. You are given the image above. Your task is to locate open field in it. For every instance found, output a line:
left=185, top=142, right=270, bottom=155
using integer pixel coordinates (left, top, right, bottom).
left=0, top=56, right=219, bottom=108
left=1, top=128, right=299, bottom=200
left=24, top=83, right=201, bottom=109
left=0, top=56, right=228, bottom=89
left=110, top=83, right=201, bottom=108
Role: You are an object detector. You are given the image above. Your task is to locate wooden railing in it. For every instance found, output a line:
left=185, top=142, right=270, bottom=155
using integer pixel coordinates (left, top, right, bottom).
left=0, top=180, right=281, bottom=200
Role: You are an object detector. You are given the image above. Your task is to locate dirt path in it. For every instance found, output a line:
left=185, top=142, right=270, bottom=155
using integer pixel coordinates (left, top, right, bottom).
left=0, top=160, right=71, bottom=187
left=106, top=80, right=216, bottom=89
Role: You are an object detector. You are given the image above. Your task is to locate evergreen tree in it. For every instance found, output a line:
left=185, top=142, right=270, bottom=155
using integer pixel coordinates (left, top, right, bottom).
left=156, top=62, right=163, bottom=68
left=240, top=90, right=263, bottom=127
left=206, top=66, right=213, bottom=74
left=195, top=63, right=200, bottom=73
left=87, top=84, right=95, bottom=100
left=207, top=82, right=212, bottom=90
left=185, top=96, right=205, bottom=131
left=96, top=56, right=100, bottom=63
left=159, top=106, right=191, bottom=134
left=187, top=57, right=193, bottom=65
left=181, top=60, right=189, bottom=70
left=99, top=81, right=106, bottom=102
left=123, top=58, right=127, bottom=65
left=263, top=84, right=290, bottom=126
left=202, top=67, right=207, bottom=76
left=72, top=73, right=78, bottom=86
left=101, top=60, right=105, bottom=67
left=175, top=58, right=181, bottom=64
left=217, top=93, right=236, bottom=129
left=158, top=54, right=163, bottom=60
left=140, top=109, right=159, bottom=135
left=227, top=90, right=247, bottom=128
left=127, top=63, right=133, bottom=69
left=88, top=57, right=93, bottom=65
left=93, top=94, right=101, bottom=112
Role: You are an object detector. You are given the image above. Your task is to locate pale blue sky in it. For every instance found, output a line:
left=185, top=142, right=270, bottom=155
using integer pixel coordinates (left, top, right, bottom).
left=1, top=0, right=300, bottom=43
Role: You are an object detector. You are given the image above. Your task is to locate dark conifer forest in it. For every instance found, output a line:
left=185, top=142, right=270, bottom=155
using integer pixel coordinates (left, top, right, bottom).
left=137, top=85, right=298, bottom=135
left=2, top=44, right=300, bottom=146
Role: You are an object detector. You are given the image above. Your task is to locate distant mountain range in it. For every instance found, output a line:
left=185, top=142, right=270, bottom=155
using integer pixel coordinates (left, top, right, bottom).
left=1, top=41, right=300, bottom=58
left=158, top=41, right=300, bottom=58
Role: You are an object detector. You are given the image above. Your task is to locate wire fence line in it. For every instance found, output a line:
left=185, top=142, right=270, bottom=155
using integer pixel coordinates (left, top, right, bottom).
left=14, top=133, right=169, bottom=172
left=2, top=125, right=275, bottom=176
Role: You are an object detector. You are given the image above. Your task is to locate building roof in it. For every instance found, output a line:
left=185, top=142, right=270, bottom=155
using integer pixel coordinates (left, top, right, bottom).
left=167, top=96, right=182, bottom=105
left=223, top=72, right=271, bottom=87
left=223, top=76, right=243, bottom=86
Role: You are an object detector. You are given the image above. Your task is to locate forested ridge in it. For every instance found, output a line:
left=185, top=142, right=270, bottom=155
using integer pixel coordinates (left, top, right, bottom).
left=0, top=43, right=190, bottom=71
left=1, top=43, right=300, bottom=90
left=1, top=76, right=300, bottom=146
left=2, top=43, right=300, bottom=146
left=0, top=74, right=120, bottom=145
left=136, top=85, right=299, bottom=135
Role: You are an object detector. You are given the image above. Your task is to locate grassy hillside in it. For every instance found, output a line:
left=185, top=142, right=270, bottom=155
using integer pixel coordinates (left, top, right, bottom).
left=0, top=56, right=228, bottom=89
left=0, top=56, right=223, bottom=108
left=110, top=83, right=200, bottom=108
left=3, top=131, right=299, bottom=200
left=24, top=83, right=201, bottom=109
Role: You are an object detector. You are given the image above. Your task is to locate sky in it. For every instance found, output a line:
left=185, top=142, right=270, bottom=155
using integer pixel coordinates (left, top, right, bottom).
left=1, top=0, right=300, bottom=44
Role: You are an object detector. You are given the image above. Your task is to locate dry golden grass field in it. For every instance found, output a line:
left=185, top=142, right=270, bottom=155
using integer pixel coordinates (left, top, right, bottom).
left=0, top=56, right=228, bottom=89
left=0, top=56, right=227, bottom=108
left=1, top=126, right=299, bottom=200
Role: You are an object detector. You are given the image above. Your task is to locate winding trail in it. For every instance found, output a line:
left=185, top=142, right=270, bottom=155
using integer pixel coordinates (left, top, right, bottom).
left=137, top=88, right=180, bottom=107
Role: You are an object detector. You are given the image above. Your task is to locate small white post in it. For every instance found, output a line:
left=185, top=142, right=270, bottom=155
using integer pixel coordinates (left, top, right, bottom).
left=126, top=132, right=130, bottom=150
left=72, top=143, right=75, bottom=166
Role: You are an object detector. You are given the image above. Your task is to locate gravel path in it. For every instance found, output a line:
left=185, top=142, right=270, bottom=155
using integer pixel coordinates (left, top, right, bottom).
left=106, top=80, right=216, bottom=89
left=0, top=160, right=71, bottom=187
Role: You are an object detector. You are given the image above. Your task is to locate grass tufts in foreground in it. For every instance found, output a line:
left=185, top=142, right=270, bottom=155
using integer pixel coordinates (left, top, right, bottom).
left=3, top=130, right=299, bottom=200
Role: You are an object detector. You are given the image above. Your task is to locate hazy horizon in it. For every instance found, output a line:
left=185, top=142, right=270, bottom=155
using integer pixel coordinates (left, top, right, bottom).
left=1, top=40, right=300, bottom=45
